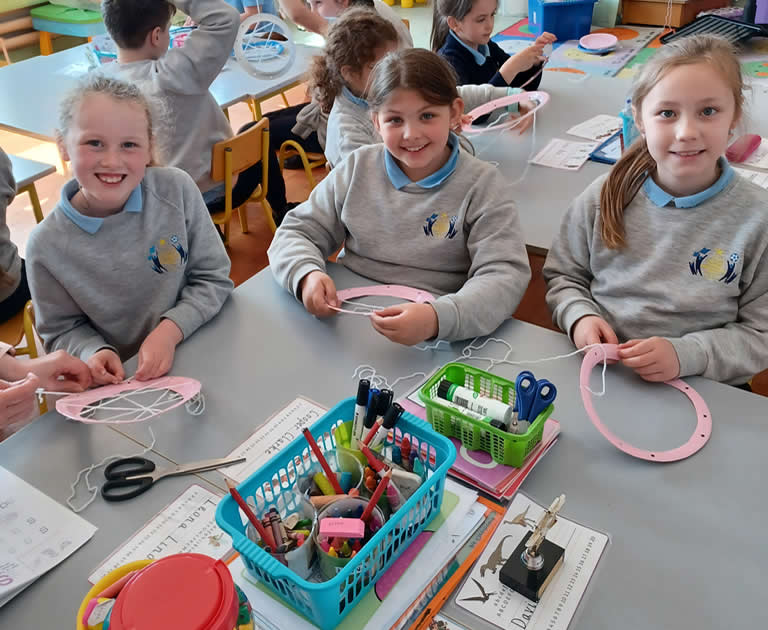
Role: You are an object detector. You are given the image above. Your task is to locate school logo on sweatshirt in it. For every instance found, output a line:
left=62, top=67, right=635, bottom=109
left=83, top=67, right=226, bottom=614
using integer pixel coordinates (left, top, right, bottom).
left=688, top=248, right=740, bottom=284
left=148, top=235, right=188, bottom=274
left=423, top=213, right=458, bottom=239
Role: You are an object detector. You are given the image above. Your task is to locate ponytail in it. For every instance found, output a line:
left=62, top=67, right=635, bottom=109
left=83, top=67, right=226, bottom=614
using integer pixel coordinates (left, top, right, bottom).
left=599, top=139, right=655, bottom=249
left=430, top=4, right=450, bottom=51
left=308, top=55, right=342, bottom=114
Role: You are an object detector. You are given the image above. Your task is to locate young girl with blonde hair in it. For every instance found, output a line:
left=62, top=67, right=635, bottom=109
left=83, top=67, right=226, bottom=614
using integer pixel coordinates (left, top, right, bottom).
left=269, top=48, right=530, bottom=345
left=544, top=34, right=768, bottom=385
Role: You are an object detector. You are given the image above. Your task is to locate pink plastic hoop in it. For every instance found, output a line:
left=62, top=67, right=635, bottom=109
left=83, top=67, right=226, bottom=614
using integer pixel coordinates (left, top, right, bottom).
left=56, top=376, right=202, bottom=424
left=336, top=285, right=435, bottom=304
left=580, top=344, right=712, bottom=462
left=461, top=91, right=550, bottom=134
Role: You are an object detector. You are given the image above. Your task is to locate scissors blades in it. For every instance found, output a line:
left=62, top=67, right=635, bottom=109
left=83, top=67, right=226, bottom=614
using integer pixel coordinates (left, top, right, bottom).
left=150, top=456, right=247, bottom=481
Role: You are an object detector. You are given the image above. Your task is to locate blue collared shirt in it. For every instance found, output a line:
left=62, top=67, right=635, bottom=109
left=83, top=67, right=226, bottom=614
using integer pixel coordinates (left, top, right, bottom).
left=449, top=30, right=490, bottom=66
left=342, top=85, right=369, bottom=109
left=59, top=178, right=143, bottom=234
left=643, top=158, right=734, bottom=208
left=384, top=133, right=460, bottom=190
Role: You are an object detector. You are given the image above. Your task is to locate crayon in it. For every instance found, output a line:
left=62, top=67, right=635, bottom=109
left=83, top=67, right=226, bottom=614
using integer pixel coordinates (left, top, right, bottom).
left=313, top=472, right=336, bottom=496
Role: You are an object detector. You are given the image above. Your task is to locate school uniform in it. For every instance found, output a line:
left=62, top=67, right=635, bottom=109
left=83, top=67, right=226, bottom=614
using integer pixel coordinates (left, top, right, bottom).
left=437, top=30, right=543, bottom=89
left=0, top=148, right=30, bottom=324
left=543, top=162, right=768, bottom=384
left=26, top=167, right=233, bottom=361
left=268, top=139, right=531, bottom=341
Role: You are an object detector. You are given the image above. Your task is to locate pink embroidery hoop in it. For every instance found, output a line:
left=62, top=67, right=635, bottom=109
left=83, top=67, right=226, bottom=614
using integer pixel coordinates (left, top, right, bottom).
left=461, top=91, right=550, bottom=134
left=330, top=285, right=436, bottom=316
left=580, top=344, right=712, bottom=462
left=55, top=376, right=202, bottom=424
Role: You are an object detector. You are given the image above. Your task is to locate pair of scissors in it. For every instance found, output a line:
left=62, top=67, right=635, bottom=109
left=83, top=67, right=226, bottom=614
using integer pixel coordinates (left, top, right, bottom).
left=514, top=371, right=557, bottom=423
left=101, top=456, right=246, bottom=502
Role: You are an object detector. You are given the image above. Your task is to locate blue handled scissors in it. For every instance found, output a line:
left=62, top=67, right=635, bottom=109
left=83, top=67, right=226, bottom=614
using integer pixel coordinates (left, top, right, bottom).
left=514, top=371, right=557, bottom=422
left=101, top=455, right=246, bottom=502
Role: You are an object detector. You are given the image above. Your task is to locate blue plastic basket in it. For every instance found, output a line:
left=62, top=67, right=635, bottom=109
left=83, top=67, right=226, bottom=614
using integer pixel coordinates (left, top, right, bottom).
left=216, top=398, right=456, bottom=630
left=528, top=0, right=598, bottom=42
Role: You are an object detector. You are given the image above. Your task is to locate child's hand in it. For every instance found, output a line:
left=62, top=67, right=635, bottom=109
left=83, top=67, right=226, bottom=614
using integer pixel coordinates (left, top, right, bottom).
left=88, top=349, right=125, bottom=385
left=369, top=303, right=439, bottom=346
left=135, top=319, right=184, bottom=381
left=454, top=114, right=473, bottom=133
left=299, top=271, right=340, bottom=317
left=504, top=43, right=547, bottom=75
left=0, top=374, right=40, bottom=427
left=572, top=315, right=619, bottom=349
left=617, top=338, right=680, bottom=382
left=28, top=350, right=91, bottom=392
left=511, top=99, right=536, bottom=134
left=534, top=32, right=557, bottom=47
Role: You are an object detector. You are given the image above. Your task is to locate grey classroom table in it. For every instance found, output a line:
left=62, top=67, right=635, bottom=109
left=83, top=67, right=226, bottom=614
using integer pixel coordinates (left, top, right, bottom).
left=472, top=73, right=768, bottom=253
left=0, top=42, right=316, bottom=141
left=0, top=413, right=224, bottom=627
left=104, top=264, right=767, bottom=628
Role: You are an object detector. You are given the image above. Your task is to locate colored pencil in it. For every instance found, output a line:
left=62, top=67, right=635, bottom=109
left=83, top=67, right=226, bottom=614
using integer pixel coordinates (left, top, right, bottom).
left=225, top=479, right=275, bottom=549
left=361, top=469, right=391, bottom=522
left=302, top=428, right=344, bottom=494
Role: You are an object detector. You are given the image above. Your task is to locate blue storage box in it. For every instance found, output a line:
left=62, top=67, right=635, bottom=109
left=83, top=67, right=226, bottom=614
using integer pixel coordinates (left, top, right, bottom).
left=216, top=398, right=456, bottom=630
left=528, top=0, right=598, bottom=42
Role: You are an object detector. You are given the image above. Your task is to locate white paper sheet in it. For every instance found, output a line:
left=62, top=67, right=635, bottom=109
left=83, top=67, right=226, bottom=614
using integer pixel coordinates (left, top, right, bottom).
left=455, top=493, right=608, bottom=630
left=566, top=114, right=622, bottom=141
left=741, top=137, right=768, bottom=169
left=0, top=466, right=97, bottom=607
left=735, top=167, right=768, bottom=189
left=88, top=484, right=226, bottom=584
left=530, top=139, right=598, bottom=171
left=224, top=397, right=327, bottom=484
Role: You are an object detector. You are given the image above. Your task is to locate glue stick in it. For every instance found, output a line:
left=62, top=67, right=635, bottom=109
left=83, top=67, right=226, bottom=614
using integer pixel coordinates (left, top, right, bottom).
left=437, top=380, right=513, bottom=425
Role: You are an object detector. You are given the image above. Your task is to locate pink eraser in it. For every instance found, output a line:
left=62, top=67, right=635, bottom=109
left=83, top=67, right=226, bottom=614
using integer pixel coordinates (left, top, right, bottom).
left=726, top=134, right=761, bottom=163
left=319, top=517, right=365, bottom=539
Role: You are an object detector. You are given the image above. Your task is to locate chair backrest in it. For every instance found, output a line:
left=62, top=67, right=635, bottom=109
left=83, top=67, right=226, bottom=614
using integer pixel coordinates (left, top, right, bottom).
left=210, top=117, right=269, bottom=182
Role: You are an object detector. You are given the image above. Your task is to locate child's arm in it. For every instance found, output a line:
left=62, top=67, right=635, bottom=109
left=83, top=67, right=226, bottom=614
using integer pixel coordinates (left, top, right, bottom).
left=543, top=180, right=608, bottom=340
left=157, top=171, right=234, bottom=344
left=279, top=0, right=330, bottom=36
left=328, top=113, right=378, bottom=168
left=267, top=158, right=351, bottom=298
left=156, top=0, right=239, bottom=93
left=429, top=170, right=532, bottom=341
left=491, top=33, right=554, bottom=88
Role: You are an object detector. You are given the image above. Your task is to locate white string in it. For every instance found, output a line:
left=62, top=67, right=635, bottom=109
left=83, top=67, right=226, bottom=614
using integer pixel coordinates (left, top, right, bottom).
left=66, top=426, right=157, bottom=513
left=186, top=392, right=206, bottom=416
left=473, top=108, right=538, bottom=188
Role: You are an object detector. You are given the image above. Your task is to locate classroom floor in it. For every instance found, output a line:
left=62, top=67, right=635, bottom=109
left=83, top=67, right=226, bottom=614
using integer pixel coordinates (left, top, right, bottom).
left=3, top=6, right=767, bottom=396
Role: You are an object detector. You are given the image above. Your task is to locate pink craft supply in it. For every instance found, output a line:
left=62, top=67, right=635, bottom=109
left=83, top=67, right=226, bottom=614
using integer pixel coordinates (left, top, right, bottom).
left=319, top=517, right=365, bottom=539
left=579, top=344, right=712, bottom=462
left=579, top=33, right=618, bottom=51
left=725, top=134, right=761, bottom=163
left=336, top=285, right=435, bottom=304
left=461, top=91, right=550, bottom=134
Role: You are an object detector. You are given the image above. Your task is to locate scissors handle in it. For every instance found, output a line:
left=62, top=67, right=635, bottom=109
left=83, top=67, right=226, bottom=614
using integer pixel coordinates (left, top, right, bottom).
left=104, top=456, right=156, bottom=480
left=514, top=371, right=538, bottom=420
left=101, top=476, right=154, bottom=502
left=528, top=380, right=557, bottom=422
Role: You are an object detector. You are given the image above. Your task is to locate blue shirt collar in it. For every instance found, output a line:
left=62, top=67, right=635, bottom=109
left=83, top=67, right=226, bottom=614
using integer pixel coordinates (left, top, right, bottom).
left=384, top=133, right=460, bottom=190
left=449, top=30, right=490, bottom=65
left=643, top=158, right=733, bottom=208
left=59, top=178, right=143, bottom=234
left=342, top=85, right=368, bottom=110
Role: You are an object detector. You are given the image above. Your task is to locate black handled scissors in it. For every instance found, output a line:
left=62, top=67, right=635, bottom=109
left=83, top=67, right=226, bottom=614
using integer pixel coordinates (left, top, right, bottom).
left=101, top=455, right=246, bottom=502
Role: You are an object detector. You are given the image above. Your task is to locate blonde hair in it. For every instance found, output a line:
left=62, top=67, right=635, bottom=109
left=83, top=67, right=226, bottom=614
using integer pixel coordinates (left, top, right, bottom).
left=307, top=9, right=399, bottom=114
left=58, top=74, right=166, bottom=165
left=600, top=34, right=745, bottom=249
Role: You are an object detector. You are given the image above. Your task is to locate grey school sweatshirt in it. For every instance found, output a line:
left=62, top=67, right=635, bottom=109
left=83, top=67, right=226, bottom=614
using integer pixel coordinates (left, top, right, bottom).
left=543, top=172, right=768, bottom=384
left=26, top=167, right=233, bottom=361
left=324, top=84, right=517, bottom=168
left=101, top=0, right=239, bottom=193
left=267, top=144, right=531, bottom=341
left=0, top=148, right=21, bottom=302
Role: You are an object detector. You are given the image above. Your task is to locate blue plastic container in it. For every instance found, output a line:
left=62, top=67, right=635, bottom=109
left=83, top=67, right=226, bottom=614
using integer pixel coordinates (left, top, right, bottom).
left=528, top=0, right=598, bottom=42
left=215, top=398, right=456, bottom=630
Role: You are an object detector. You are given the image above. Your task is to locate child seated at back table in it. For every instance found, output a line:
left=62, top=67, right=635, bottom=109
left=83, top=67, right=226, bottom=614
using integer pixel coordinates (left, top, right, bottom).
left=101, top=0, right=296, bottom=223
left=268, top=49, right=531, bottom=346
left=26, top=75, right=233, bottom=385
left=544, top=34, right=768, bottom=386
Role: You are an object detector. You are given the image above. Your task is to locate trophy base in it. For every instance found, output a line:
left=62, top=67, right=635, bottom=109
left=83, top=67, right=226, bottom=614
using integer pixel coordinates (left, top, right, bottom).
left=499, top=531, right=565, bottom=602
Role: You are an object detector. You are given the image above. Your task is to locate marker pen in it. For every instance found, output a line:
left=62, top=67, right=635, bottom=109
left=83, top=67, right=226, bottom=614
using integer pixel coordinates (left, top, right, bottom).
left=352, top=379, right=370, bottom=447
left=437, top=380, right=514, bottom=426
left=362, top=391, right=380, bottom=442
left=377, top=389, right=393, bottom=421
left=369, top=403, right=403, bottom=450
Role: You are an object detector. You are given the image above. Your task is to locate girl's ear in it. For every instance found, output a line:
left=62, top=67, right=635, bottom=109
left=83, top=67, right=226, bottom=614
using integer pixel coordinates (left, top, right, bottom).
left=631, top=105, right=643, bottom=134
left=56, top=134, right=70, bottom=163
left=371, top=110, right=382, bottom=134
left=449, top=97, right=464, bottom=129
left=446, top=16, right=460, bottom=32
left=340, top=65, right=356, bottom=87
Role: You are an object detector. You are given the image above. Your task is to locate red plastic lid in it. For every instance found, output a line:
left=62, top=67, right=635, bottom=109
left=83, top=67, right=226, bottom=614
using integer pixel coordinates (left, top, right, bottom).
left=109, top=554, right=238, bottom=630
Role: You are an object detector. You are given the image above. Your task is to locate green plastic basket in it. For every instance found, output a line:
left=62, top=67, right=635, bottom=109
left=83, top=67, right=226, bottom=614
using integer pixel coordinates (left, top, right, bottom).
left=418, top=362, right=553, bottom=466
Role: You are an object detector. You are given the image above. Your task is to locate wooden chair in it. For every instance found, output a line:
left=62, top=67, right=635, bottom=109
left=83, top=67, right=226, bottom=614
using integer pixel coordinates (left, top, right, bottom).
left=210, top=117, right=276, bottom=244
left=278, top=140, right=327, bottom=191
left=0, top=301, right=46, bottom=414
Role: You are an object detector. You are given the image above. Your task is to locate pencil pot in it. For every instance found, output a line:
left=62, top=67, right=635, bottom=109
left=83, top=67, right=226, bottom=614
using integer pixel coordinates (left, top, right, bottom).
left=296, top=448, right=364, bottom=497
left=527, top=0, right=598, bottom=42
left=216, top=398, right=455, bottom=630
left=313, top=497, right=386, bottom=580
left=245, top=491, right=317, bottom=580
left=419, top=362, right=553, bottom=467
